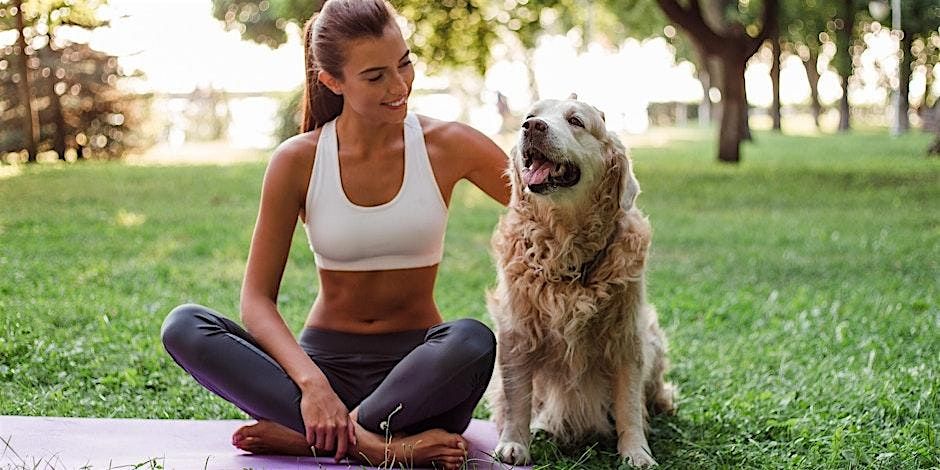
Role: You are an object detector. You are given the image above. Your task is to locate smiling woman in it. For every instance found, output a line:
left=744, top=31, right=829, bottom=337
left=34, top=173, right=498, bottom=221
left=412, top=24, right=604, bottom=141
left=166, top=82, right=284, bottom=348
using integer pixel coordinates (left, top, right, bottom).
left=158, top=0, right=511, bottom=468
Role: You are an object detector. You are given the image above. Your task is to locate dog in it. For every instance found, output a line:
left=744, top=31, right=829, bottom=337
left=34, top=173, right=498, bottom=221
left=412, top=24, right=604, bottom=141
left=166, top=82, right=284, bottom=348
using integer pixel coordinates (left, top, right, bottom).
left=487, top=95, right=675, bottom=468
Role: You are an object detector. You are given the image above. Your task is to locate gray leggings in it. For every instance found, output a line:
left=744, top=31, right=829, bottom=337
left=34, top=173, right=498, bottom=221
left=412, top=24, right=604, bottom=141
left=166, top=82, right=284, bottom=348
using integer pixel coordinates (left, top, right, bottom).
left=160, top=304, right=496, bottom=435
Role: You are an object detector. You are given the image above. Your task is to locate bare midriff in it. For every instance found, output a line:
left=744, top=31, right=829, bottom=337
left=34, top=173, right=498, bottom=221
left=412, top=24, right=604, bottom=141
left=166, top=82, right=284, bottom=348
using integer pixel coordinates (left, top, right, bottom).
left=305, top=264, right=443, bottom=334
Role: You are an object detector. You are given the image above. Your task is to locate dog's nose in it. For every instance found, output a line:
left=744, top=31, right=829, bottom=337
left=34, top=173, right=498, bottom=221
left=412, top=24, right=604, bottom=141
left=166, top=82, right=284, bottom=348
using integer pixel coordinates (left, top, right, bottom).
left=522, top=118, right=547, bottom=134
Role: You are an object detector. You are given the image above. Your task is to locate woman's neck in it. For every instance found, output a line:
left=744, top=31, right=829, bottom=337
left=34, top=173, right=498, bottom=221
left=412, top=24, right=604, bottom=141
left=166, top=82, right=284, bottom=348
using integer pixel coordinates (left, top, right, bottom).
left=334, top=109, right=405, bottom=156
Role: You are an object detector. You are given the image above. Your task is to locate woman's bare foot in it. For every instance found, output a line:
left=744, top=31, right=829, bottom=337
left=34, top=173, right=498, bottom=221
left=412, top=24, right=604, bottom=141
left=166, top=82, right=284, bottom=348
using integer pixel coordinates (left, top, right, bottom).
left=231, top=419, right=468, bottom=469
left=352, top=421, right=468, bottom=470
left=231, top=420, right=310, bottom=456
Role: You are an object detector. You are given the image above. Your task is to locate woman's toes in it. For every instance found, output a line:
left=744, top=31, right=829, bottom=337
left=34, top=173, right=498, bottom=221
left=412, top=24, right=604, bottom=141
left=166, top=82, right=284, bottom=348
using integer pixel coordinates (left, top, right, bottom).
left=234, top=436, right=257, bottom=451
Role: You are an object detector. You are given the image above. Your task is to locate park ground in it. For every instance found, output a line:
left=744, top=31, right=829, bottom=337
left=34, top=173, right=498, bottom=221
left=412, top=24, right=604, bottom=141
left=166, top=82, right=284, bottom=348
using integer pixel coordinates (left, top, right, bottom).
left=0, top=127, right=937, bottom=469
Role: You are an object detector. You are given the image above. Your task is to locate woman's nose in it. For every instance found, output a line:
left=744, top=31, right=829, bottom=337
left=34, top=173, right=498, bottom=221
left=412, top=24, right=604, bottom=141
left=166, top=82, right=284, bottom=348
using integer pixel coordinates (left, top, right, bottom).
left=389, top=71, right=408, bottom=95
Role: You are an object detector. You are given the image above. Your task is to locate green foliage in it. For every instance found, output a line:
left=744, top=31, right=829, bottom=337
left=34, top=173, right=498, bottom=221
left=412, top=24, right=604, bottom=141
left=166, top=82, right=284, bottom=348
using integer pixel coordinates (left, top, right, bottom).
left=274, top=86, right=303, bottom=144
left=209, top=0, right=650, bottom=75
left=781, top=0, right=831, bottom=50
left=0, top=0, right=107, bottom=31
left=898, top=0, right=940, bottom=42
left=0, top=0, right=148, bottom=160
left=0, top=129, right=937, bottom=468
left=212, top=0, right=316, bottom=49
left=602, top=0, right=671, bottom=42
left=395, top=0, right=494, bottom=75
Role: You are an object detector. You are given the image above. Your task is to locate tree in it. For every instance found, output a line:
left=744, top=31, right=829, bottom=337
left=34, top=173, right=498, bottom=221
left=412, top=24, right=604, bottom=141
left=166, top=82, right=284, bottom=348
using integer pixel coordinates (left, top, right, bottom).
left=11, top=0, right=38, bottom=162
left=927, top=100, right=940, bottom=155
left=654, top=0, right=779, bottom=163
left=893, top=0, right=940, bottom=133
left=0, top=0, right=147, bottom=161
left=782, top=0, right=833, bottom=130
left=214, top=0, right=499, bottom=75
left=770, top=16, right=781, bottom=131
left=831, top=0, right=871, bottom=132
left=213, top=0, right=598, bottom=133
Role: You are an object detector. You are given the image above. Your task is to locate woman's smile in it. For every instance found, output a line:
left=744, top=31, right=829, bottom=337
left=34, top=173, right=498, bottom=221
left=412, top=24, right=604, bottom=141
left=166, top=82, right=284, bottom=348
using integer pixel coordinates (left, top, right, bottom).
left=382, top=95, right=408, bottom=109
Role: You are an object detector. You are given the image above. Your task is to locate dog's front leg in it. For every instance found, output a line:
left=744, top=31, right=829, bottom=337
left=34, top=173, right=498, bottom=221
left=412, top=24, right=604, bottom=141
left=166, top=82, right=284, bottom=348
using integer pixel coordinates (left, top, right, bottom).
left=614, top=361, right=656, bottom=467
left=494, top=331, right=534, bottom=465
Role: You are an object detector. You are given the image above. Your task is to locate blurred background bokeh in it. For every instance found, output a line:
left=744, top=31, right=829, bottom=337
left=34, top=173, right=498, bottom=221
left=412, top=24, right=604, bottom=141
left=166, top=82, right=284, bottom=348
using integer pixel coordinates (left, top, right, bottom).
left=1, top=0, right=938, bottom=166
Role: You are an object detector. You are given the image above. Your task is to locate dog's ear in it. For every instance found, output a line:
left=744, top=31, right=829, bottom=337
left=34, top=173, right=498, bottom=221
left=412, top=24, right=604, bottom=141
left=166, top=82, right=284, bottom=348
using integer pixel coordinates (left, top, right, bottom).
left=567, top=92, right=578, bottom=100
left=508, top=145, right=525, bottom=200
left=605, top=131, right=640, bottom=210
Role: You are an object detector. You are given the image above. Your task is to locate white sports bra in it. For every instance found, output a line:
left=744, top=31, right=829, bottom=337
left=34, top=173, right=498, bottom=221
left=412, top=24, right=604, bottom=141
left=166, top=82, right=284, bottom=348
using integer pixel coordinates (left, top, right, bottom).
left=303, top=113, right=449, bottom=271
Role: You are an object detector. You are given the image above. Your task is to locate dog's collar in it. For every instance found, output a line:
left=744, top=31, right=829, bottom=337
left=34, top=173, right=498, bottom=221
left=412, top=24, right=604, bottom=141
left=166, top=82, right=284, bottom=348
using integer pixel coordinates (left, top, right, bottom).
left=572, top=225, right=620, bottom=286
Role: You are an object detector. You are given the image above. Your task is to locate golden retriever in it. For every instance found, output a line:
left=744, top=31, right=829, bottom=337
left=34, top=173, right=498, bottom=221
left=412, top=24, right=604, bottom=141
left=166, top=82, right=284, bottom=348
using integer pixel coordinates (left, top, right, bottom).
left=487, top=95, right=675, bottom=468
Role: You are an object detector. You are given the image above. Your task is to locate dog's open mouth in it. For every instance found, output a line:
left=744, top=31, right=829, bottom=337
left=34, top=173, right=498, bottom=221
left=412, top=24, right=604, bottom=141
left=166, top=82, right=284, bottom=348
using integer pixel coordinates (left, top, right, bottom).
left=522, top=148, right=581, bottom=194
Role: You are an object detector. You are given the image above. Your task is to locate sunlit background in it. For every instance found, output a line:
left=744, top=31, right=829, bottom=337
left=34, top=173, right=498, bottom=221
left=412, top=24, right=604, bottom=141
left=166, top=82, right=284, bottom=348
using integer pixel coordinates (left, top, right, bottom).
left=2, top=0, right=938, bottom=161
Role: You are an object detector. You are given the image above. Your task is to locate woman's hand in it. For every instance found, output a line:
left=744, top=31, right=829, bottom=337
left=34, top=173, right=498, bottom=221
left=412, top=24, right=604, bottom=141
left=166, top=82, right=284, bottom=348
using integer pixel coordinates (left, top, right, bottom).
left=300, top=387, right=357, bottom=461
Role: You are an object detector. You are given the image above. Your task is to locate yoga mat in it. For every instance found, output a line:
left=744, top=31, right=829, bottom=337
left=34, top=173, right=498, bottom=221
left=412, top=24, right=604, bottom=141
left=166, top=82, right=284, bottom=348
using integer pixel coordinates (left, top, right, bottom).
left=0, top=416, right=529, bottom=469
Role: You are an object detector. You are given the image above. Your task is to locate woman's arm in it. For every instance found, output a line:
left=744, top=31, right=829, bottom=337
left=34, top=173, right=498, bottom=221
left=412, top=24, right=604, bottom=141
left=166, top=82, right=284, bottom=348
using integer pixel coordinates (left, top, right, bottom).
left=461, top=125, right=512, bottom=207
left=239, top=134, right=355, bottom=458
left=433, top=121, right=512, bottom=207
left=240, top=135, right=324, bottom=390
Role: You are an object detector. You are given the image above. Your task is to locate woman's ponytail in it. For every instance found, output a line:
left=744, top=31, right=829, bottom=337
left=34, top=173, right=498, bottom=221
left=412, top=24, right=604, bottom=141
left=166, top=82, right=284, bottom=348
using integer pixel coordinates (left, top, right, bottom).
left=301, top=16, right=344, bottom=133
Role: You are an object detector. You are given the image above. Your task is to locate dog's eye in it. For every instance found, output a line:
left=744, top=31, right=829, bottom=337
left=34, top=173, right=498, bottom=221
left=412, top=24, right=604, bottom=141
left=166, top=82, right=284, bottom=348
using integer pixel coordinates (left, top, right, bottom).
left=567, top=116, right=584, bottom=128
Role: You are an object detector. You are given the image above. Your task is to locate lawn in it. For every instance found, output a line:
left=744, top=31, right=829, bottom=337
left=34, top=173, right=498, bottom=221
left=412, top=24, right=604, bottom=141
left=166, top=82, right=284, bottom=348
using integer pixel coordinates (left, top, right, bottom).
left=1, top=128, right=937, bottom=469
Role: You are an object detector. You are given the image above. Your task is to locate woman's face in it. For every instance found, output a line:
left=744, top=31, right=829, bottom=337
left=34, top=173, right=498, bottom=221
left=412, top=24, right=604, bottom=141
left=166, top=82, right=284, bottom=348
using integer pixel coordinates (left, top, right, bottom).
left=324, top=25, right=415, bottom=124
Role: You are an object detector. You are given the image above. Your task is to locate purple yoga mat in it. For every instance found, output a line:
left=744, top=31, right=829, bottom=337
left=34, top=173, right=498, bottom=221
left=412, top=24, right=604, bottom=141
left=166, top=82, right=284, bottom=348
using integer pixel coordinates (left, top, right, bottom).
left=0, top=416, right=529, bottom=469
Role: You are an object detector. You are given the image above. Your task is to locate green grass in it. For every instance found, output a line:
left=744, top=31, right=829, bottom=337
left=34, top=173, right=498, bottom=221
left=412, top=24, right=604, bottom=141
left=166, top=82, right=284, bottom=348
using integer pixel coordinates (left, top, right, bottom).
left=1, top=128, right=938, bottom=469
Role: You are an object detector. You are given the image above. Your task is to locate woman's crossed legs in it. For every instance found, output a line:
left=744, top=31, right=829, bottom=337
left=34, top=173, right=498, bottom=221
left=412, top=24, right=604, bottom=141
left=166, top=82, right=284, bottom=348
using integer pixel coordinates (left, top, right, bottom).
left=160, top=304, right=495, bottom=468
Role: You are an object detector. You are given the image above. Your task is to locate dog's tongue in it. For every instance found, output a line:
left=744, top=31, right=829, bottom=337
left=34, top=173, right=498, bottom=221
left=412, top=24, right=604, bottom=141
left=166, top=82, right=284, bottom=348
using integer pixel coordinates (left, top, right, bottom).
left=523, top=159, right=554, bottom=186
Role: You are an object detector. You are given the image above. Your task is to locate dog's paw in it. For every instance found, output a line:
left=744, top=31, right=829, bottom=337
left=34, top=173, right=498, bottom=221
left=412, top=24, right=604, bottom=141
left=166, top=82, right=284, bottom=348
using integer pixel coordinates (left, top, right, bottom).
left=619, top=447, right=657, bottom=468
left=494, top=440, right=531, bottom=465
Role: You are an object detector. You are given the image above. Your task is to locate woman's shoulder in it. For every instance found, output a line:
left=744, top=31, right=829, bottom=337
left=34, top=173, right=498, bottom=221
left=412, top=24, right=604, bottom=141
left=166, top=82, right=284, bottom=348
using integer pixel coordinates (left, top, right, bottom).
left=416, top=114, right=498, bottom=156
left=270, top=128, right=321, bottom=168
left=261, top=129, right=322, bottom=204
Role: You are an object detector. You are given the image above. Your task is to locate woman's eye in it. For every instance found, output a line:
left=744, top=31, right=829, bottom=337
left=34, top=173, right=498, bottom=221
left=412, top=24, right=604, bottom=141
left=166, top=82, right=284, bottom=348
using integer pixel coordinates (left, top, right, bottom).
left=568, top=116, right=584, bottom=128
left=399, top=60, right=413, bottom=69
left=368, top=75, right=382, bottom=82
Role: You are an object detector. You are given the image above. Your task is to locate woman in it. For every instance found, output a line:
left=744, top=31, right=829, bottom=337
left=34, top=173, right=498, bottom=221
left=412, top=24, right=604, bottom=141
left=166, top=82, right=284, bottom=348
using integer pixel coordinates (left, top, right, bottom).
left=160, top=1, right=510, bottom=468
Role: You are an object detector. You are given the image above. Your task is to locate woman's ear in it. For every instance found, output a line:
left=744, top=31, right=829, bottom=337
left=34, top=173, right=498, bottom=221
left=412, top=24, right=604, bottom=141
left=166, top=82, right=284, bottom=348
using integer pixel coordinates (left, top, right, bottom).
left=317, top=70, right=343, bottom=95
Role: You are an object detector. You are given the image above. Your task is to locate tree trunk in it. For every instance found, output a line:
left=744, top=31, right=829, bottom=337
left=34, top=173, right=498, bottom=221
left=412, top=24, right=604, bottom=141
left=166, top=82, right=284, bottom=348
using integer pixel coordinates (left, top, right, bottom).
left=718, top=54, right=747, bottom=163
left=696, top=50, right=714, bottom=127
left=838, top=74, right=851, bottom=132
left=835, top=0, right=854, bottom=133
left=741, top=83, right=752, bottom=141
left=925, top=61, right=936, bottom=109
left=14, top=0, right=39, bottom=163
left=48, top=54, right=68, bottom=161
left=698, top=67, right=712, bottom=126
left=803, top=49, right=822, bottom=129
left=771, top=35, right=782, bottom=131
left=654, top=0, right=777, bottom=163
left=897, top=29, right=912, bottom=133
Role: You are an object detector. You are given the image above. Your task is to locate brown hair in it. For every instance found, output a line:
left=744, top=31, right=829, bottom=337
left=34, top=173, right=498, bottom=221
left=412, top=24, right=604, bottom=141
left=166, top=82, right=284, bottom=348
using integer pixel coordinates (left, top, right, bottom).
left=301, top=0, right=398, bottom=132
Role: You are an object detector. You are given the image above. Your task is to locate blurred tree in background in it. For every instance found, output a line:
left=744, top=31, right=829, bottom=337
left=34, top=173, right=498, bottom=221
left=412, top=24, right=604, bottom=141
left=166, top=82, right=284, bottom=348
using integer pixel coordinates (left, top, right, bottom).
left=897, top=0, right=940, bottom=133
left=219, top=0, right=598, bottom=141
left=653, top=0, right=779, bottom=163
left=0, top=0, right=149, bottom=163
left=218, top=0, right=938, bottom=161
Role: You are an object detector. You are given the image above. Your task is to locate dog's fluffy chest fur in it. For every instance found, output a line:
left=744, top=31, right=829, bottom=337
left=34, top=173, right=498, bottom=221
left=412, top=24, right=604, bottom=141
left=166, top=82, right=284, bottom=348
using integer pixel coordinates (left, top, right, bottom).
left=490, top=205, right=651, bottom=370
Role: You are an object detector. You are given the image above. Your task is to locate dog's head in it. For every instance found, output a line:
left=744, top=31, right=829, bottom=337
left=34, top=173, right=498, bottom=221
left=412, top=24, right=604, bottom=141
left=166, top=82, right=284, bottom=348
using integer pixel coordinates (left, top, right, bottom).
left=512, top=94, right=639, bottom=210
